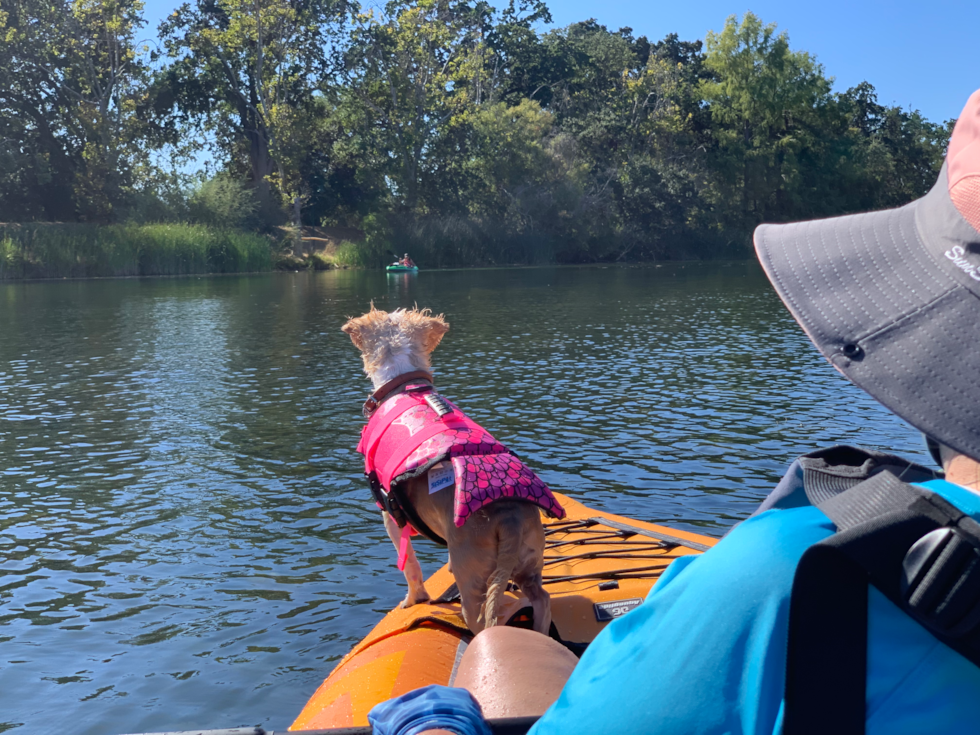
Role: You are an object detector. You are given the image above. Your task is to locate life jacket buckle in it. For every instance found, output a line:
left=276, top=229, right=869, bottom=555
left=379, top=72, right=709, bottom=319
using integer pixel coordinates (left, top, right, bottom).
left=368, top=470, right=406, bottom=526
left=424, top=393, right=453, bottom=417
left=901, top=526, right=980, bottom=637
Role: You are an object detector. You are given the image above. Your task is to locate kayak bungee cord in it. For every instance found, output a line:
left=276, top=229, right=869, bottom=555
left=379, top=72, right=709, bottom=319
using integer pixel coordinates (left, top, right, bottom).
left=538, top=516, right=709, bottom=585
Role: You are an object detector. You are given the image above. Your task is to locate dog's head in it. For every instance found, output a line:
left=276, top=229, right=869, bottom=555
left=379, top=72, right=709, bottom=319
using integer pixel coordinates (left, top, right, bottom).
left=341, top=306, right=449, bottom=385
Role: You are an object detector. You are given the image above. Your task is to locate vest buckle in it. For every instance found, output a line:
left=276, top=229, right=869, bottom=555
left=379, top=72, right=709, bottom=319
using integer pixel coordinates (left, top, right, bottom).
left=424, top=393, right=453, bottom=417
left=368, top=471, right=408, bottom=527
left=902, top=526, right=980, bottom=637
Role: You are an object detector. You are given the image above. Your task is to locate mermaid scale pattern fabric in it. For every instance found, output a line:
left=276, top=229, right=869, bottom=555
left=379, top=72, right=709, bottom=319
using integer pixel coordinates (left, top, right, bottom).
left=450, top=453, right=565, bottom=527
left=403, top=428, right=507, bottom=474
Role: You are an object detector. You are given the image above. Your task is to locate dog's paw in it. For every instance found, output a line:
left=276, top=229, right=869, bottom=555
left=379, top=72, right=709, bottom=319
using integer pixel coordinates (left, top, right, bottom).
left=400, top=589, right=431, bottom=608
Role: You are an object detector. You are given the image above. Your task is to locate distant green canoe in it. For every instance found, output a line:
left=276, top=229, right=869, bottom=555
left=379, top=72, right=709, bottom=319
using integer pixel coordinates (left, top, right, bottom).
left=386, top=264, right=418, bottom=273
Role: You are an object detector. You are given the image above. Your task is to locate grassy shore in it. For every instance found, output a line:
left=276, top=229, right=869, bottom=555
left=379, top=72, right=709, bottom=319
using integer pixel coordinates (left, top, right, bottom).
left=0, top=222, right=274, bottom=280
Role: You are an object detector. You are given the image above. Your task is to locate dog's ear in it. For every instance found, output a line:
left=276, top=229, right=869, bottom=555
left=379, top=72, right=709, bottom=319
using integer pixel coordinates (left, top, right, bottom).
left=343, top=305, right=389, bottom=351
left=341, top=317, right=364, bottom=350
left=420, top=313, right=449, bottom=355
left=394, top=308, right=449, bottom=357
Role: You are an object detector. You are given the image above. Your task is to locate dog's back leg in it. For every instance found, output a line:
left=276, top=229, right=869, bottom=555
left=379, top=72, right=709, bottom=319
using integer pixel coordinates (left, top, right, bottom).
left=459, top=576, right=490, bottom=634
left=514, top=571, right=551, bottom=636
left=513, top=511, right=551, bottom=635
left=449, top=541, right=494, bottom=633
left=383, top=510, right=430, bottom=608
left=482, top=515, right=523, bottom=631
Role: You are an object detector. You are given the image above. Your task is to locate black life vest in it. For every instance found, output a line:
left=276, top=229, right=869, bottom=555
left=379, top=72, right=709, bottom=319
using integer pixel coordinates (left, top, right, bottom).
left=782, top=447, right=980, bottom=735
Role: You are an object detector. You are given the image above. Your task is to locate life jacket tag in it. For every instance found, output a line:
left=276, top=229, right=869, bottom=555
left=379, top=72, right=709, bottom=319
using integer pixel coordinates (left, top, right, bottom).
left=428, top=462, right=455, bottom=494
left=425, top=393, right=453, bottom=417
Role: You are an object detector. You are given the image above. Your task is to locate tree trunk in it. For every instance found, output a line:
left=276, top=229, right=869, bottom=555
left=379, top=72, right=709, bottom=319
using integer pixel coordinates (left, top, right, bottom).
left=248, top=127, right=276, bottom=215
left=292, top=194, right=302, bottom=229
left=27, top=107, right=77, bottom=220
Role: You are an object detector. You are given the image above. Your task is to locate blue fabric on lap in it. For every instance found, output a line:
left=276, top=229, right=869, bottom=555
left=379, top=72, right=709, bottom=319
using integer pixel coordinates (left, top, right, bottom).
left=368, top=684, right=492, bottom=735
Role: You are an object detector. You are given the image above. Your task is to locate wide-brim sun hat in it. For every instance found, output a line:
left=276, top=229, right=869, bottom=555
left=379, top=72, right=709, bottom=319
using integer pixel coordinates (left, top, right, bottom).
left=755, top=89, right=980, bottom=461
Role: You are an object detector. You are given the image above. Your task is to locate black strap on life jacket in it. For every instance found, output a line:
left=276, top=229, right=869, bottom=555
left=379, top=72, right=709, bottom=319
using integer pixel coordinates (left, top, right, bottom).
left=367, top=471, right=448, bottom=547
left=784, top=471, right=980, bottom=735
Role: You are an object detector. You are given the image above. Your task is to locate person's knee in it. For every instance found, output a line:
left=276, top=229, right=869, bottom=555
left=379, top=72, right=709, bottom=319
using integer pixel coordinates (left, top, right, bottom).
left=463, top=625, right=531, bottom=662
left=453, top=628, right=578, bottom=719
left=463, top=626, right=574, bottom=668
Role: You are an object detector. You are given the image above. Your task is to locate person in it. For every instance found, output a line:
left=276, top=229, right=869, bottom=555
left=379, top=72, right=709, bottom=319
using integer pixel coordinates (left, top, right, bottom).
left=369, top=87, right=980, bottom=735
left=400, top=253, right=416, bottom=267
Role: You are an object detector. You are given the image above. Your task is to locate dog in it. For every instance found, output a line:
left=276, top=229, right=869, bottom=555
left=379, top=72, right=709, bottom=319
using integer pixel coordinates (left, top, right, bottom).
left=342, top=306, right=565, bottom=635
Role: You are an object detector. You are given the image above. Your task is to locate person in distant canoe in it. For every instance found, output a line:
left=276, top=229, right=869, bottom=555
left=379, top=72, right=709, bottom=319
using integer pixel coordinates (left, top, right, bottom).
left=399, top=253, right=416, bottom=267
left=370, top=88, right=980, bottom=735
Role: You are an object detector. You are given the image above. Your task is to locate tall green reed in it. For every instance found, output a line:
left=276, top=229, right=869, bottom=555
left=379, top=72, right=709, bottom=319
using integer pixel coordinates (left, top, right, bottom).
left=0, top=223, right=273, bottom=280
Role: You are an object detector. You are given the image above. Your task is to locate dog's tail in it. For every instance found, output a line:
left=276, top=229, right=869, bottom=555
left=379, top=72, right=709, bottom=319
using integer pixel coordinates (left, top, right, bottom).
left=481, top=516, right=522, bottom=629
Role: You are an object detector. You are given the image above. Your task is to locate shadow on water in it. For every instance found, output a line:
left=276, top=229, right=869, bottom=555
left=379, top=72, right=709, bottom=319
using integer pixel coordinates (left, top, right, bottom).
left=0, top=264, right=931, bottom=733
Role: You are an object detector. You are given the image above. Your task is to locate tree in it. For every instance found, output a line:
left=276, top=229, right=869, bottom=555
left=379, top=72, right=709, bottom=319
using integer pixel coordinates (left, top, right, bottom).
left=700, top=12, right=832, bottom=232
left=158, top=0, right=348, bottom=226
left=0, top=0, right=950, bottom=265
left=344, top=0, right=485, bottom=212
left=837, top=82, right=949, bottom=211
left=465, top=98, right=552, bottom=210
left=0, top=0, right=156, bottom=220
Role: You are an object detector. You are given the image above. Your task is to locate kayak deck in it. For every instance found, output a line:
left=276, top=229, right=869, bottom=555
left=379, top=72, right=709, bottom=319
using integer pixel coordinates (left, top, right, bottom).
left=290, top=493, right=716, bottom=730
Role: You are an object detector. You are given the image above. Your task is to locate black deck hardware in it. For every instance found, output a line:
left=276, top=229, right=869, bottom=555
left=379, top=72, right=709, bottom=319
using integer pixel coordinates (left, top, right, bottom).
left=587, top=517, right=712, bottom=552
left=433, top=581, right=462, bottom=604
left=434, top=580, right=518, bottom=605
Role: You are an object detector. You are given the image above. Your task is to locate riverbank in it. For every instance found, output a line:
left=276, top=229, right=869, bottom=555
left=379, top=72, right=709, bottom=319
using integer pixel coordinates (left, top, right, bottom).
left=273, top=225, right=369, bottom=271
left=0, top=221, right=754, bottom=281
left=0, top=223, right=380, bottom=280
left=0, top=222, right=273, bottom=280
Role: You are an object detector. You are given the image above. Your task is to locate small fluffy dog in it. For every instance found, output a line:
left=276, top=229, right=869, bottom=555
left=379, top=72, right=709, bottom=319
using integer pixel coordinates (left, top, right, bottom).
left=342, top=306, right=564, bottom=634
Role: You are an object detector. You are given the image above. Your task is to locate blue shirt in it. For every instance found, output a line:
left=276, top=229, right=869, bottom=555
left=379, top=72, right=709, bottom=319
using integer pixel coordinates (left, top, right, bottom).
left=530, top=479, right=980, bottom=734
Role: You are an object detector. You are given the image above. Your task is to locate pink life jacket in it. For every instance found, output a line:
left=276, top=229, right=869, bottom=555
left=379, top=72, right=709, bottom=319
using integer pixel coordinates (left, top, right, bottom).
left=356, top=381, right=565, bottom=534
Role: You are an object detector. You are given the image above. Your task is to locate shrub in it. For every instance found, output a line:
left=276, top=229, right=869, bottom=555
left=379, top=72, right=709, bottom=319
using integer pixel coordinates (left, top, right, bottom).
left=187, top=177, right=258, bottom=230
left=309, top=251, right=335, bottom=270
left=333, top=240, right=374, bottom=267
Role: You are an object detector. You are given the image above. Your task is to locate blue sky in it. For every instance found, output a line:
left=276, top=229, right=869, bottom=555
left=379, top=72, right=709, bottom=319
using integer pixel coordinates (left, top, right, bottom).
left=140, top=0, right=979, bottom=124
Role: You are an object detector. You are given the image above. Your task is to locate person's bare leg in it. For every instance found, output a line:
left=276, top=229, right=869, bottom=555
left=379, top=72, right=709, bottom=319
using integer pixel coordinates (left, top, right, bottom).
left=453, top=627, right=579, bottom=718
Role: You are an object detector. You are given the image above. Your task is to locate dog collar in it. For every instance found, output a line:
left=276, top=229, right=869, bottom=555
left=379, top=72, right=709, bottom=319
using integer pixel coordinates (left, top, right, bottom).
left=362, top=370, right=433, bottom=417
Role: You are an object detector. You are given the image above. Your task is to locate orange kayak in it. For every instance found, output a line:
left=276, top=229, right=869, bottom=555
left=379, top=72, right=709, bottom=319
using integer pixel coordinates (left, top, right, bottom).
left=290, top=493, right=717, bottom=730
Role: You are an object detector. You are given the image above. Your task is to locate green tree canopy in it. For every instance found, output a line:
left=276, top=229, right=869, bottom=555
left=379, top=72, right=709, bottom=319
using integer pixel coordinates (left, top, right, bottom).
left=0, top=0, right=161, bottom=221
left=157, top=0, right=349, bottom=225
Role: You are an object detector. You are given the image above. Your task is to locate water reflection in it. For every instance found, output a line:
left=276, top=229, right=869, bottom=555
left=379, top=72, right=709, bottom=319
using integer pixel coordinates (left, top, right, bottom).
left=0, top=265, right=931, bottom=734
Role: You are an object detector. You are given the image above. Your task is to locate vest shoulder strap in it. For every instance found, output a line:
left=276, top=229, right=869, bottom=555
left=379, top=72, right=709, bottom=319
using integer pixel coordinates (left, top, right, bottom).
left=785, top=471, right=980, bottom=735
left=751, top=445, right=941, bottom=519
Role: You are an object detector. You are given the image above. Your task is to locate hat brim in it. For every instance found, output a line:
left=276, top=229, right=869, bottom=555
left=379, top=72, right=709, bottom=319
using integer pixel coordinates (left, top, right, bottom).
left=755, top=185, right=980, bottom=461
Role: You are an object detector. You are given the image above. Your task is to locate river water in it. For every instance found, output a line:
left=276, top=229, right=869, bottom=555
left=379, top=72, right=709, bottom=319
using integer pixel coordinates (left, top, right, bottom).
left=0, top=264, right=931, bottom=734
